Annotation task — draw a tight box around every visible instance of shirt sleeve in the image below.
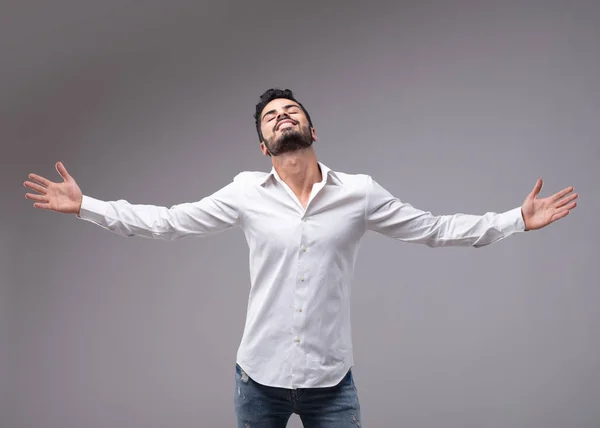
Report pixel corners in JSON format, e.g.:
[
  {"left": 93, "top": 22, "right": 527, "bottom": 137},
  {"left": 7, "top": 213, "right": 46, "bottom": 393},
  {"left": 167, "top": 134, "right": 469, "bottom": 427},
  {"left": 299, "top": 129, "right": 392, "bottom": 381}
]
[
  {"left": 365, "top": 176, "right": 526, "bottom": 248},
  {"left": 76, "top": 176, "right": 242, "bottom": 240}
]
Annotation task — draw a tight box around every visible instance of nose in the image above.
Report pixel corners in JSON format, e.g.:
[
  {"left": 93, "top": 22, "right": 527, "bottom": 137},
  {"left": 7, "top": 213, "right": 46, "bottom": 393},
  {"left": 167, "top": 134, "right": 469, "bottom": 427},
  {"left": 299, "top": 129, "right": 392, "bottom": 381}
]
[{"left": 276, "top": 111, "right": 290, "bottom": 120}]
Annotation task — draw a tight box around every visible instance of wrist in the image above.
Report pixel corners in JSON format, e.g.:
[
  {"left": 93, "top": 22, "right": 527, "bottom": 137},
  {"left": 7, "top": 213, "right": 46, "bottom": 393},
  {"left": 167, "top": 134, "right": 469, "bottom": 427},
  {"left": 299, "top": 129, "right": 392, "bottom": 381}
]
[{"left": 75, "top": 195, "right": 83, "bottom": 216}]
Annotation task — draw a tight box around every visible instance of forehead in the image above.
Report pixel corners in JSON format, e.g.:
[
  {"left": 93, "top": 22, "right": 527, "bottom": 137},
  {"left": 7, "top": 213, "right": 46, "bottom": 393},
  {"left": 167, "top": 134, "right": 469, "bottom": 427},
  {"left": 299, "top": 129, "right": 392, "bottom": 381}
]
[{"left": 261, "top": 98, "right": 301, "bottom": 116}]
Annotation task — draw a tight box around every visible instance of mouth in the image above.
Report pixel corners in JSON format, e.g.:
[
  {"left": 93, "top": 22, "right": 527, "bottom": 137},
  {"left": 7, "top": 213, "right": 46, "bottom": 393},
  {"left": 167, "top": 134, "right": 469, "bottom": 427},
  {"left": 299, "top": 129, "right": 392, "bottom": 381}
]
[{"left": 276, "top": 119, "right": 296, "bottom": 131}]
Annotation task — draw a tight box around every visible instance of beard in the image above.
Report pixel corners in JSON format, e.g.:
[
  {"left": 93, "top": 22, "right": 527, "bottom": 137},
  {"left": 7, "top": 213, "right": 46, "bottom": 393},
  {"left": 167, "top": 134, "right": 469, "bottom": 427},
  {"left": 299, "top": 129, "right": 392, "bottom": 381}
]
[{"left": 263, "top": 124, "right": 313, "bottom": 156}]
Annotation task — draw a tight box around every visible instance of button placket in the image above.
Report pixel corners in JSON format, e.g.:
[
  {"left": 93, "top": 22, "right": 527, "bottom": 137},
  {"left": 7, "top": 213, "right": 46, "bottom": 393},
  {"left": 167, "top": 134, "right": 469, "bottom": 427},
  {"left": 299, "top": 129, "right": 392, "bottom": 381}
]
[
  {"left": 297, "top": 217, "right": 308, "bottom": 313},
  {"left": 291, "top": 213, "right": 310, "bottom": 387}
]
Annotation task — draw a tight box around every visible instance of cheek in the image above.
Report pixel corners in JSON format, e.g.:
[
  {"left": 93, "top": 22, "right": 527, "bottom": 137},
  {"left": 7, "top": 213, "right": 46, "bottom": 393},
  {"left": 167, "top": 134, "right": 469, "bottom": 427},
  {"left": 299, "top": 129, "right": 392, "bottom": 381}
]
[{"left": 261, "top": 125, "right": 273, "bottom": 141}]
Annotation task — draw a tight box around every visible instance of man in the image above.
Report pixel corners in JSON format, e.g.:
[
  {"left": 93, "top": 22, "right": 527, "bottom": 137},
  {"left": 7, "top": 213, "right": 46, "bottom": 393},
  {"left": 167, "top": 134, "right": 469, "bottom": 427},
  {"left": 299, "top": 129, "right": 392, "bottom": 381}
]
[{"left": 23, "top": 88, "right": 578, "bottom": 427}]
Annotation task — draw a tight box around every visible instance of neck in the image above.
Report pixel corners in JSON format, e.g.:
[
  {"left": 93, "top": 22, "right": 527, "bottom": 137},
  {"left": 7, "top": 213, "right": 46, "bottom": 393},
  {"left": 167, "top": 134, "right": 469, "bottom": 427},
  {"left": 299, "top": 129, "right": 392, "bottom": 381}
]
[{"left": 272, "top": 147, "right": 322, "bottom": 195}]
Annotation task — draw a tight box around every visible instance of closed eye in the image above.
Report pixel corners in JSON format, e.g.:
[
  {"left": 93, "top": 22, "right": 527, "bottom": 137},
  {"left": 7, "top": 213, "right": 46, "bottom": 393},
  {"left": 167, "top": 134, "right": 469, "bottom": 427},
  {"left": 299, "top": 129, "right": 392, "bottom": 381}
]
[{"left": 262, "top": 104, "right": 301, "bottom": 123}]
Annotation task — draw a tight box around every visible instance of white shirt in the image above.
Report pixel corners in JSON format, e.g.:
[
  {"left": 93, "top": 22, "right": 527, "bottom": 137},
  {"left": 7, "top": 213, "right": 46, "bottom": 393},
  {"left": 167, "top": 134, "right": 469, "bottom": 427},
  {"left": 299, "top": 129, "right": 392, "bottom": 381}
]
[{"left": 77, "top": 162, "right": 525, "bottom": 389}]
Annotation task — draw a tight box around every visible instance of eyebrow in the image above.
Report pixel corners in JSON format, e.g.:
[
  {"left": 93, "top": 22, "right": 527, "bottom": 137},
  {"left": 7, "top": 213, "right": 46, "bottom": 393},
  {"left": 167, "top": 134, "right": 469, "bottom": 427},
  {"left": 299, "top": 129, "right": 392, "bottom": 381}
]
[{"left": 262, "top": 104, "right": 300, "bottom": 120}]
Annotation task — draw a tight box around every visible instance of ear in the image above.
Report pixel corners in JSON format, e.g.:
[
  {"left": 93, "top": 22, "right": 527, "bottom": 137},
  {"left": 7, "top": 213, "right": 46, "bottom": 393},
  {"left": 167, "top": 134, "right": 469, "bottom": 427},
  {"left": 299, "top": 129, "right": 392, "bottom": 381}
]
[
  {"left": 259, "top": 142, "right": 270, "bottom": 157},
  {"left": 311, "top": 127, "right": 317, "bottom": 142}
]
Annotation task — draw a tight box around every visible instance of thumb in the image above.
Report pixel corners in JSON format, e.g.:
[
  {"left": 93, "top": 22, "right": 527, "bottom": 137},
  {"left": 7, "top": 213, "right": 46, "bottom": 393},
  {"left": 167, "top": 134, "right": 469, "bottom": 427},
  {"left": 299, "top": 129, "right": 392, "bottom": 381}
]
[
  {"left": 529, "top": 178, "right": 543, "bottom": 199},
  {"left": 56, "top": 161, "right": 72, "bottom": 182}
]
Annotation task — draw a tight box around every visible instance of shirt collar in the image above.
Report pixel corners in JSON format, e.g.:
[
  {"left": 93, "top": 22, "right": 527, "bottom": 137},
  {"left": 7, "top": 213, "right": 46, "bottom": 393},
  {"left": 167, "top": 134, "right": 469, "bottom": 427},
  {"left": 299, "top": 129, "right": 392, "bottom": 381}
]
[{"left": 258, "top": 161, "right": 343, "bottom": 186}]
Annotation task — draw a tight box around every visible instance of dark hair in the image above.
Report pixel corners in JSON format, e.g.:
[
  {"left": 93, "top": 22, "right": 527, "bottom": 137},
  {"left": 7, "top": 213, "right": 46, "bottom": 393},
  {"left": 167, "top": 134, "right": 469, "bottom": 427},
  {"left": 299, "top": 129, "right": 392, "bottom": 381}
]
[{"left": 254, "top": 88, "right": 313, "bottom": 142}]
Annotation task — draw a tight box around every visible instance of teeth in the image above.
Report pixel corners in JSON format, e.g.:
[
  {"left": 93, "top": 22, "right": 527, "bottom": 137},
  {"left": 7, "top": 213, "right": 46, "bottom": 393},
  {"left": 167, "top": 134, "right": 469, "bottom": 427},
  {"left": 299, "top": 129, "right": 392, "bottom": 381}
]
[{"left": 279, "top": 122, "right": 294, "bottom": 129}]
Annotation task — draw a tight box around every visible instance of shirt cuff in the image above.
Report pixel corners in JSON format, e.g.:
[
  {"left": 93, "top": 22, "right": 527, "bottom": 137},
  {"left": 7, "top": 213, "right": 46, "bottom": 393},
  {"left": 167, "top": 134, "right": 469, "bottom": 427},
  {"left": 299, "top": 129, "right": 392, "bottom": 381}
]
[
  {"left": 497, "top": 206, "right": 526, "bottom": 234},
  {"left": 76, "top": 195, "right": 108, "bottom": 224}
]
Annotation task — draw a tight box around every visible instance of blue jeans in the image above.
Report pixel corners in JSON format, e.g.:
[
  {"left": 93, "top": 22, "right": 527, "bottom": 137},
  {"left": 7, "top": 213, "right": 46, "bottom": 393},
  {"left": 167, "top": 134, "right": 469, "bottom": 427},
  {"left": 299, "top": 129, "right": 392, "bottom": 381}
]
[{"left": 234, "top": 364, "right": 362, "bottom": 427}]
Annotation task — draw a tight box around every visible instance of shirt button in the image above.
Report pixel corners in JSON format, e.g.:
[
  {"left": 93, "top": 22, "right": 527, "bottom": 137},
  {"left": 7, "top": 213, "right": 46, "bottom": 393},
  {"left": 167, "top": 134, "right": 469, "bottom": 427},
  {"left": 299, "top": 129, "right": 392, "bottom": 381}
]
[
  {"left": 300, "top": 276, "right": 305, "bottom": 281},
  {"left": 298, "top": 308, "right": 303, "bottom": 312},
  {"left": 295, "top": 337, "right": 300, "bottom": 343},
  {"left": 302, "top": 247, "right": 307, "bottom": 252},
  {"left": 302, "top": 218, "right": 307, "bottom": 223}
]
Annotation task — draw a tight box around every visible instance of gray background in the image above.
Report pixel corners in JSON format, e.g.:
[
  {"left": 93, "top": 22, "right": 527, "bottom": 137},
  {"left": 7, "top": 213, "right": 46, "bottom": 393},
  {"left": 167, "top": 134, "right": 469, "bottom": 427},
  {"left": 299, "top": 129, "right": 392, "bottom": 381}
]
[{"left": 3, "top": 0, "right": 599, "bottom": 427}]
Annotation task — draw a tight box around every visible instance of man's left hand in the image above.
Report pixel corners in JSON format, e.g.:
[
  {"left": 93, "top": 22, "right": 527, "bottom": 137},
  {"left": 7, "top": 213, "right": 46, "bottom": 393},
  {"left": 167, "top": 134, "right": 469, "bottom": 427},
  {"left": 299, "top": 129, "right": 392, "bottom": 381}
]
[{"left": 521, "top": 179, "right": 578, "bottom": 231}]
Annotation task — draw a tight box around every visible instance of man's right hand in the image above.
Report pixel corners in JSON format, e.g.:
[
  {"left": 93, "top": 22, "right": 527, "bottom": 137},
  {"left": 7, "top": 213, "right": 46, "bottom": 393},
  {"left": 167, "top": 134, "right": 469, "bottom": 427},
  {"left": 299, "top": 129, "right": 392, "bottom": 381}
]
[{"left": 24, "top": 161, "right": 83, "bottom": 215}]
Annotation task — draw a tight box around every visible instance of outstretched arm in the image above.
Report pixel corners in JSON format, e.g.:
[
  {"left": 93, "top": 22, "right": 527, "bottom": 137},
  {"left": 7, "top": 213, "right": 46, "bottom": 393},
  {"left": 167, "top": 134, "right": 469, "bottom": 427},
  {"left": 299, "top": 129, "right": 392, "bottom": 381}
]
[
  {"left": 365, "top": 176, "right": 577, "bottom": 248},
  {"left": 24, "top": 162, "right": 242, "bottom": 240}
]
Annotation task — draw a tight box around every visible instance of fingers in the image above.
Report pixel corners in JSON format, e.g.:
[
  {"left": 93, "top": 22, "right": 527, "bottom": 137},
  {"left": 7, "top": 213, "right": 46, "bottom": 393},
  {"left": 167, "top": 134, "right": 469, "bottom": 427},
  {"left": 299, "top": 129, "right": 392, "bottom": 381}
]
[
  {"left": 551, "top": 186, "right": 575, "bottom": 203},
  {"left": 559, "top": 201, "right": 577, "bottom": 212},
  {"left": 555, "top": 192, "right": 578, "bottom": 208},
  {"left": 551, "top": 209, "right": 570, "bottom": 222},
  {"left": 530, "top": 179, "right": 543, "bottom": 198},
  {"left": 32, "top": 202, "right": 51, "bottom": 210},
  {"left": 55, "top": 161, "right": 71, "bottom": 181},
  {"left": 551, "top": 201, "right": 577, "bottom": 222},
  {"left": 25, "top": 193, "right": 49, "bottom": 202},
  {"left": 28, "top": 173, "right": 51, "bottom": 187},
  {"left": 23, "top": 180, "right": 47, "bottom": 194}
]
